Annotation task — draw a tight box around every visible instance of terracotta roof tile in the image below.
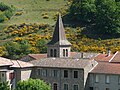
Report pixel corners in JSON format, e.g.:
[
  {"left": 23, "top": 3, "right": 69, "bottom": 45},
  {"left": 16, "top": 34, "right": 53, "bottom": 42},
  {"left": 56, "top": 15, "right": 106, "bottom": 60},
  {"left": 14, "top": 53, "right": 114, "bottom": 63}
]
[
  {"left": 0, "top": 57, "right": 13, "bottom": 66},
  {"left": 91, "top": 62, "right": 120, "bottom": 74},
  {"left": 110, "top": 51, "right": 120, "bottom": 63},
  {"left": 28, "top": 54, "right": 47, "bottom": 60},
  {"left": 94, "top": 53, "right": 113, "bottom": 62}
]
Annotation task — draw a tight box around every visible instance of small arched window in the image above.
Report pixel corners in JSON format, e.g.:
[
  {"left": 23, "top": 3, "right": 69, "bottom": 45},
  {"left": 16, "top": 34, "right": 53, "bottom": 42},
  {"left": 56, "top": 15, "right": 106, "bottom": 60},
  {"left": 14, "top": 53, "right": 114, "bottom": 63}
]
[
  {"left": 54, "top": 49, "right": 57, "bottom": 57},
  {"left": 53, "top": 83, "right": 57, "bottom": 90},
  {"left": 63, "top": 49, "right": 65, "bottom": 57},
  {"left": 66, "top": 49, "right": 68, "bottom": 57},
  {"left": 50, "top": 49, "right": 53, "bottom": 57}
]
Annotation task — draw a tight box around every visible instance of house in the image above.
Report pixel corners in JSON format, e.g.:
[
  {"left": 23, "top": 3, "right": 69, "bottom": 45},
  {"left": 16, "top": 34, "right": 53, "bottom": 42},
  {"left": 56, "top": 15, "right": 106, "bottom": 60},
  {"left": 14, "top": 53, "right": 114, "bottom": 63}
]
[{"left": 0, "top": 57, "right": 33, "bottom": 89}]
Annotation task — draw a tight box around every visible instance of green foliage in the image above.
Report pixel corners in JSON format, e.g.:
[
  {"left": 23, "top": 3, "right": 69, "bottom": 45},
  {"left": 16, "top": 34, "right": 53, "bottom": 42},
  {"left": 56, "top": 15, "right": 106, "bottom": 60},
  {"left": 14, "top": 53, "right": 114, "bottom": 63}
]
[
  {"left": 69, "top": 0, "right": 96, "bottom": 22},
  {"left": 95, "top": 0, "right": 120, "bottom": 34},
  {"left": 0, "top": 14, "right": 6, "bottom": 22},
  {"left": 0, "top": 2, "right": 15, "bottom": 22},
  {"left": 4, "top": 40, "right": 33, "bottom": 59},
  {"left": 4, "top": 10, "right": 14, "bottom": 19},
  {"left": 0, "top": 82, "right": 10, "bottom": 90},
  {"left": 69, "top": 0, "right": 120, "bottom": 35},
  {"left": 0, "top": 2, "right": 10, "bottom": 11},
  {"left": 36, "top": 39, "right": 47, "bottom": 53},
  {"left": 16, "top": 79, "right": 51, "bottom": 90}
]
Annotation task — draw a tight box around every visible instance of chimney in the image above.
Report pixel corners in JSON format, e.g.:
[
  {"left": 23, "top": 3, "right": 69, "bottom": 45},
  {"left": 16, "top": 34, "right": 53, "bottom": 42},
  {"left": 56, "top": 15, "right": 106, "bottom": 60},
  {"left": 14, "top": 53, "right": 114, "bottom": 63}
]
[{"left": 107, "top": 48, "right": 111, "bottom": 57}]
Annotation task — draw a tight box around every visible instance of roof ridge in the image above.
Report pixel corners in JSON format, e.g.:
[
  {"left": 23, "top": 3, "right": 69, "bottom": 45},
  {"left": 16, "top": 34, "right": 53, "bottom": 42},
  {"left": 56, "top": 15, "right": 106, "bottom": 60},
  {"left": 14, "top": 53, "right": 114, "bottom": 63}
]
[{"left": 109, "top": 51, "right": 118, "bottom": 62}]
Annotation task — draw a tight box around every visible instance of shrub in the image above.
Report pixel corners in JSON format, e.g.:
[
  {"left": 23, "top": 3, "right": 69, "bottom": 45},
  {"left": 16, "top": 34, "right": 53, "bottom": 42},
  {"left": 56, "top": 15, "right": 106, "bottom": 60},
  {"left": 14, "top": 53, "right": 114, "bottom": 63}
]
[
  {"left": 16, "top": 79, "right": 51, "bottom": 90},
  {"left": 0, "top": 2, "right": 10, "bottom": 11}
]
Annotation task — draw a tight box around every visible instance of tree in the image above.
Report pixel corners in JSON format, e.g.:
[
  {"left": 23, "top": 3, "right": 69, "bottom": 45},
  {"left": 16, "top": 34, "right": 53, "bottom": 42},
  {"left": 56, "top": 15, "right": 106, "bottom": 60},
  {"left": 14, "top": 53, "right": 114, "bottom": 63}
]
[
  {"left": 16, "top": 79, "right": 51, "bottom": 90},
  {"left": 95, "top": 0, "right": 120, "bottom": 35},
  {"left": 69, "top": 0, "right": 120, "bottom": 37},
  {"left": 5, "top": 40, "right": 33, "bottom": 59},
  {"left": 36, "top": 39, "right": 47, "bottom": 53},
  {"left": 69, "top": 0, "right": 96, "bottom": 22},
  {"left": 0, "top": 82, "right": 10, "bottom": 90}
]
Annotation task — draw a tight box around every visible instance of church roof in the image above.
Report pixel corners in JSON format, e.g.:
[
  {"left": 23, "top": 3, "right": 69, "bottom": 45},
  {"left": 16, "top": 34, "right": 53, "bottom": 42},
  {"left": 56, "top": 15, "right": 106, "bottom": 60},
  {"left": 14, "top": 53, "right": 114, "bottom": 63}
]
[{"left": 47, "top": 14, "right": 71, "bottom": 46}]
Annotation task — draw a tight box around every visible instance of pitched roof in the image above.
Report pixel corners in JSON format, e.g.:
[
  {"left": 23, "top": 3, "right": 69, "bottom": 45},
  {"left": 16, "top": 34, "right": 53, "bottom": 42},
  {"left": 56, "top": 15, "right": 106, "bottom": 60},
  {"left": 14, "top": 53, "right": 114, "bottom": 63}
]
[
  {"left": 109, "top": 51, "right": 120, "bottom": 63},
  {"left": 94, "top": 53, "right": 113, "bottom": 62},
  {"left": 30, "top": 58, "right": 96, "bottom": 69},
  {"left": 11, "top": 60, "right": 33, "bottom": 68},
  {"left": 47, "top": 14, "right": 71, "bottom": 46},
  {"left": 91, "top": 62, "right": 120, "bottom": 74},
  {"left": 0, "top": 57, "right": 13, "bottom": 66},
  {"left": 28, "top": 54, "right": 47, "bottom": 60}
]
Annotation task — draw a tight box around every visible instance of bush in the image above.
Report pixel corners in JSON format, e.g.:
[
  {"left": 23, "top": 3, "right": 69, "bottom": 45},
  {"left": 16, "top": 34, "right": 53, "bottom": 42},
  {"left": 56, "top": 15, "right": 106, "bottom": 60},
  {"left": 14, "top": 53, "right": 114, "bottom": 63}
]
[
  {"left": 0, "top": 81, "right": 10, "bottom": 90},
  {"left": 0, "top": 2, "right": 10, "bottom": 11},
  {"left": 16, "top": 79, "right": 51, "bottom": 90},
  {"left": 0, "top": 14, "right": 6, "bottom": 22}
]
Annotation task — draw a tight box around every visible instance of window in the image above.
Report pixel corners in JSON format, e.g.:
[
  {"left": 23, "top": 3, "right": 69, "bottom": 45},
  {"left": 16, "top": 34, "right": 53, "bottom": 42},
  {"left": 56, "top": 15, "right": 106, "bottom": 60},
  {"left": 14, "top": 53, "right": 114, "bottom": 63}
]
[
  {"left": 66, "top": 49, "right": 68, "bottom": 57},
  {"left": 38, "top": 69, "right": 42, "bottom": 75},
  {"left": 73, "top": 85, "right": 78, "bottom": 90},
  {"left": 50, "top": 49, "right": 53, "bottom": 57},
  {"left": 64, "top": 84, "right": 68, "bottom": 90},
  {"left": 53, "top": 70, "right": 58, "bottom": 77},
  {"left": 118, "top": 76, "right": 120, "bottom": 84},
  {"left": 53, "top": 83, "right": 57, "bottom": 90},
  {"left": 74, "top": 71, "right": 78, "bottom": 78},
  {"left": 42, "top": 69, "right": 47, "bottom": 77},
  {"left": 95, "top": 74, "right": 99, "bottom": 83},
  {"left": 63, "top": 49, "right": 65, "bottom": 57},
  {"left": 54, "top": 49, "right": 57, "bottom": 57},
  {"left": 90, "top": 87, "right": 93, "bottom": 90},
  {"left": 106, "top": 88, "right": 109, "bottom": 90},
  {"left": 64, "top": 70, "right": 68, "bottom": 78},
  {"left": 105, "top": 75, "right": 110, "bottom": 84}
]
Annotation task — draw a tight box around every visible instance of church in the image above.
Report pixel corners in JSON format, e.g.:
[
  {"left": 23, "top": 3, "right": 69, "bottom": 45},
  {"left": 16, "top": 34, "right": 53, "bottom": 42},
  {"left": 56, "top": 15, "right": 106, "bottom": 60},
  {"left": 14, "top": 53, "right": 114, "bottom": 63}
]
[{"left": 1, "top": 14, "right": 120, "bottom": 90}]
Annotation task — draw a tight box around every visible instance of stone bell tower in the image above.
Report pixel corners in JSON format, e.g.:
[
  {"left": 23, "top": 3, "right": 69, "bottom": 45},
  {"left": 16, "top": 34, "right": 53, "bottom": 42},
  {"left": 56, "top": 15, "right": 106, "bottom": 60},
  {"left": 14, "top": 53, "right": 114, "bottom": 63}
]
[{"left": 47, "top": 14, "right": 71, "bottom": 58}]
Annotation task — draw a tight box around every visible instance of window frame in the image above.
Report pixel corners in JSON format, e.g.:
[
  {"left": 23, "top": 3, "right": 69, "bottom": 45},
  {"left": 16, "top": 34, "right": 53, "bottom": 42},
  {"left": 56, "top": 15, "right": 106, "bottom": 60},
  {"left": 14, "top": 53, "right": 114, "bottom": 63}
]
[
  {"left": 63, "top": 49, "right": 65, "bottom": 57},
  {"left": 118, "top": 76, "right": 120, "bottom": 84},
  {"left": 66, "top": 49, "right": 68, "bottom": 57},
  {"left": 73, "top": 84, "right": 79, "bottom": 90},
  {"left": 53, "top": 83, "right": 58, "bottom": 90},
  {"left": 74, "top": 71, "right": 78, "bottom": 78},
  {"left": 64, "top": 70, "right": 68, "bottom": 78},
  {"left": 64, "top": 83, "right": 68, "bottom": 90},
  {"left": 50, "top": 49, "right": 53, "bottom": 57},
  {"left": 105, "top": 75, "right": 110, "bottom": 84},
  {"left": 54, "top": 49, "right": 57, "bottom": 57},
  {"left": 53, "top": 70, "right": 58, "bottom": 77},
  {"left": 95, "top": 74, "right": 99, "bottom": 83}
]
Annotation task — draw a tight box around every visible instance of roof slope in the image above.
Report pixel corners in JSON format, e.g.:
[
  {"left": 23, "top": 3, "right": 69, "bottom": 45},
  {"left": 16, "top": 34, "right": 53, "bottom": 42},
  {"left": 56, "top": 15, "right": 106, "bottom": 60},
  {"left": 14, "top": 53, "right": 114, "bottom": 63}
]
[
  {"left": 91, "top": 62, "right": 120, "bottom": 74},
  {"left": 28, "top": 54, "right": 47, "bottom": 60},
  {"left": 109, "top": 51, "right": 120, "bottom": 63},
  {"left": 11, "top": 60, "right": 33, "bottom": 68},
  {"left": 94, "top": 53, "right": 113, "bottom": 62},
  {"left": 47, "top": 14, "right": 71, "bottom": 46},
  {"left": 30, "top": 58, "right": 95, "bottom": 69},
  {"left": 0, "top": 57, "right": 13, "bottom": 66}
]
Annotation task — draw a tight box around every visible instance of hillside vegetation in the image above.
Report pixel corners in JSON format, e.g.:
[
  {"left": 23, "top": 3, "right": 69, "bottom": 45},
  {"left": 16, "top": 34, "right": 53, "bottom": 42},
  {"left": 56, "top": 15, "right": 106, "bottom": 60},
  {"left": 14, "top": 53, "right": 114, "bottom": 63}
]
[{"left": 0, "top": 0, "right": 120, "bottom": 59}]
